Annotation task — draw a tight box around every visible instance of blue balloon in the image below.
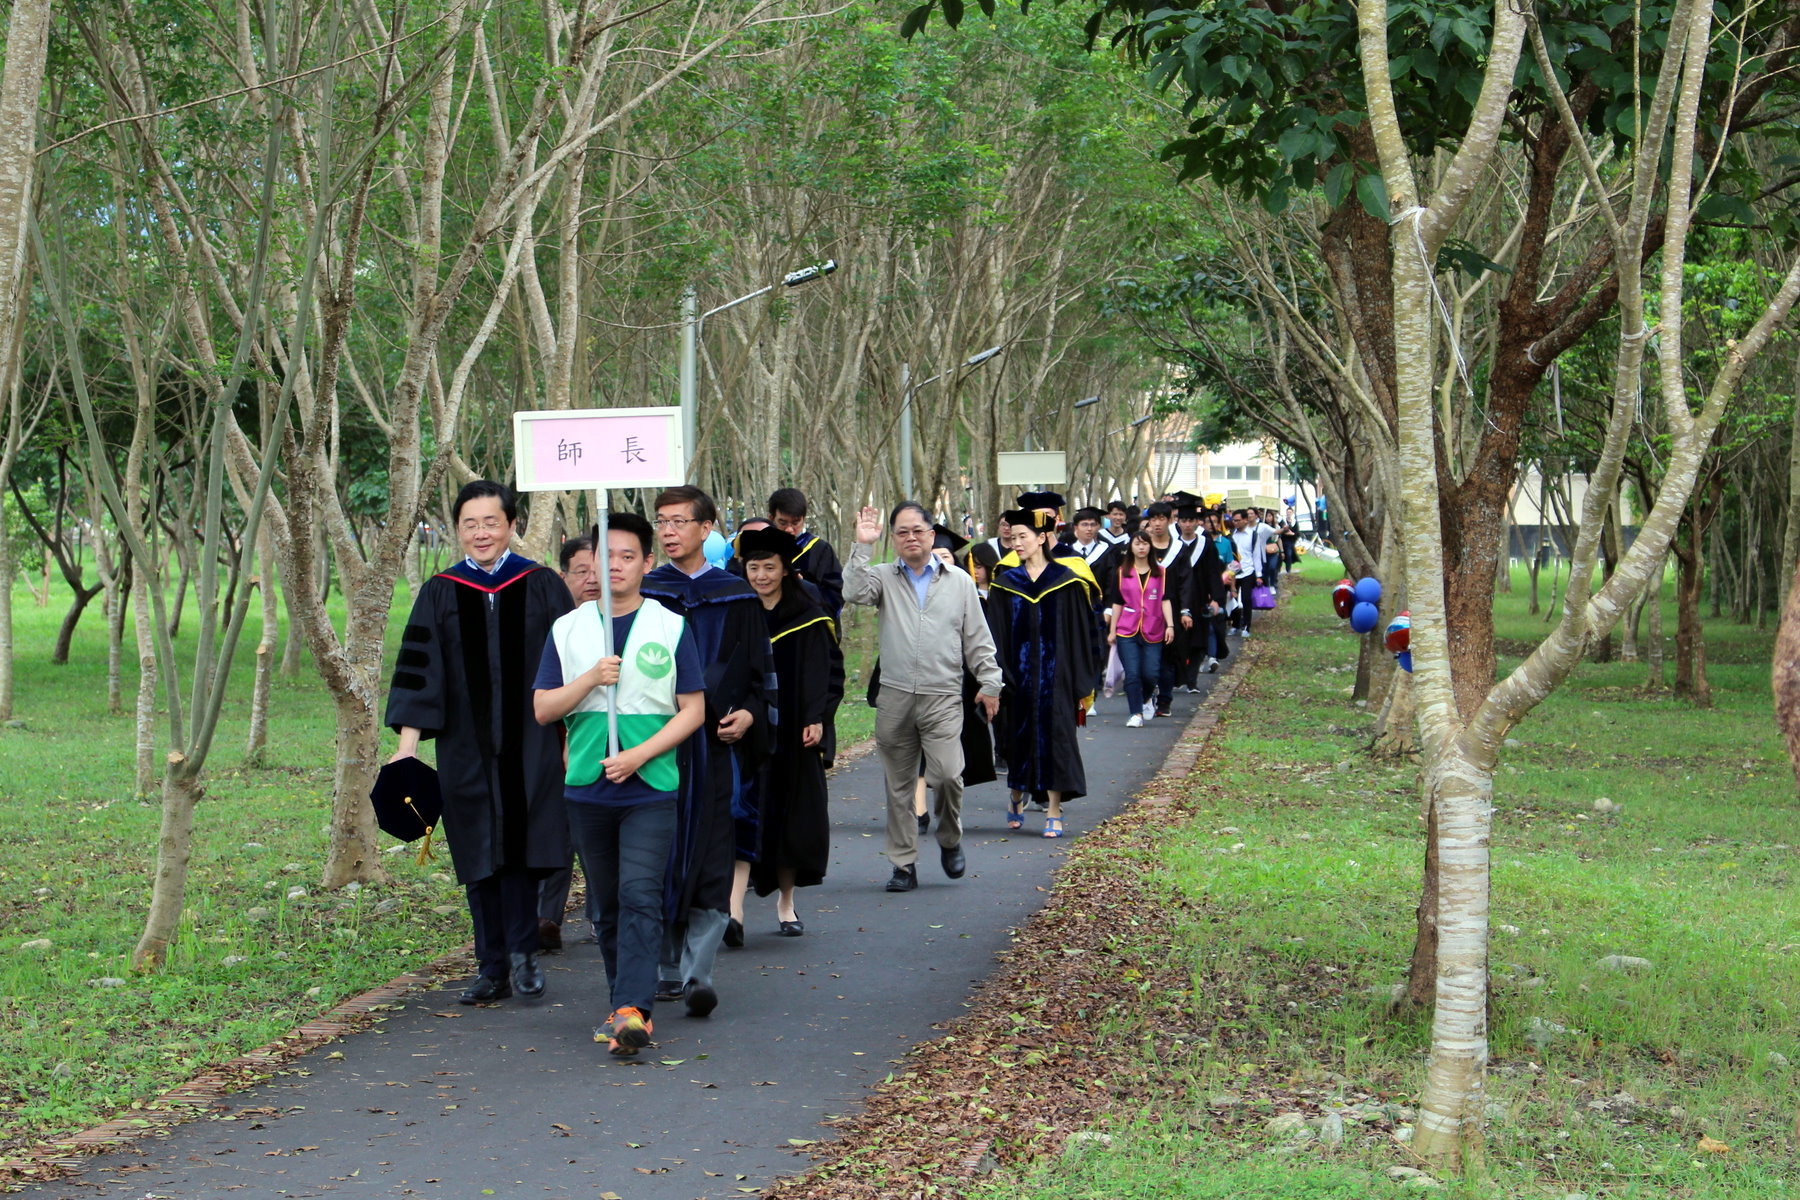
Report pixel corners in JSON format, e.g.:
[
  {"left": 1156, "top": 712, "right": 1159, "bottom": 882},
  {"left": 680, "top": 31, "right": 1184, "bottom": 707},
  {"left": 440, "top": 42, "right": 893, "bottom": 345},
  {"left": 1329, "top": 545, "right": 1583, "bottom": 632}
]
[
  {"left": 1353, "top": 576, "right": 1383, "bottom": 605},
  {"left": 703, "top": 529, "right": 731, "bottom": 567},
  {"left": 1349, "top": 601, "right": 1380, "bottom": 634},
  {"left": 1396, "top": 650, "right": 1414, "bottom": 673}
]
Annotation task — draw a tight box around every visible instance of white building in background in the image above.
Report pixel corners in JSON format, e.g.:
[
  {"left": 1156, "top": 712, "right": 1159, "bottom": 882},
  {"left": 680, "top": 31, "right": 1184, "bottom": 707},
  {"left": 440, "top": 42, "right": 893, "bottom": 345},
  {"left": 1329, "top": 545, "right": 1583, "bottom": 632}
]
[{"left": 1147, "top": 418, "right": 1304, "bottom": 509}]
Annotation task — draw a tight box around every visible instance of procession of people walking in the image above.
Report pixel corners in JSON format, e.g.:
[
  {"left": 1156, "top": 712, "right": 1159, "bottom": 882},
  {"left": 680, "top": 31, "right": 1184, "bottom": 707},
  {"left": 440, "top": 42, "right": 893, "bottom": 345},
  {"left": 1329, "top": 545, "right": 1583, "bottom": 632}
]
[{"left": 384, "top": 478, "right": 1294, "bottom": 1057}]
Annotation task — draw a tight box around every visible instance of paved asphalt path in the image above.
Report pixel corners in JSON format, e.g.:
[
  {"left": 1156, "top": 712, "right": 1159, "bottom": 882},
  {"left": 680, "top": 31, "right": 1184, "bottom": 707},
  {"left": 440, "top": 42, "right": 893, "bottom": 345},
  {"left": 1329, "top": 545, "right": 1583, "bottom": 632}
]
[{"left": 26, "top": 675, "right": 1222, "bottom": 1200}]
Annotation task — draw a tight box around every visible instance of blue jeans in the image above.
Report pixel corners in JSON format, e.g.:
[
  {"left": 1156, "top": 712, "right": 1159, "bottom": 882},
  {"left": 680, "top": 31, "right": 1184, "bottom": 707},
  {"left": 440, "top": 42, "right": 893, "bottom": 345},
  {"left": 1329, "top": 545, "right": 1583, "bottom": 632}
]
[
  {"left": 568, "top": 797, "right": 677, "bottom": 1015},
  {"left": 1115, "top": 635, "right": 1163, "bottom": 715}
]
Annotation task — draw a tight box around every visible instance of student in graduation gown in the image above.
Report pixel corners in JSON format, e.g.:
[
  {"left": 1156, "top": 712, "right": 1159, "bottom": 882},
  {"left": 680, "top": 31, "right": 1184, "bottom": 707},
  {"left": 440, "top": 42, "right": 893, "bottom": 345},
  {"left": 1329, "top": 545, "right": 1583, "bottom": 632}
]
[
  {"left": 1139, "top": 502, "right": 1189, "bottom": 716},
  {"left": 642, "top": 485, "right": 774, "bottom": 1018},
  {"left": 988, "top": 509, "right": 1102, "bottom": 839},
  {"left": 769, "top": 487, "right": 845, "bottom": 621},
  {"left": 1188, "top": 516, "right": 1232, "bottom": 673},
  {"left": 385, "top": 480, "right": 573, "bottom": 1005},
  {"left": 733, "top": 526, "right": 844, "bottom": 937}
]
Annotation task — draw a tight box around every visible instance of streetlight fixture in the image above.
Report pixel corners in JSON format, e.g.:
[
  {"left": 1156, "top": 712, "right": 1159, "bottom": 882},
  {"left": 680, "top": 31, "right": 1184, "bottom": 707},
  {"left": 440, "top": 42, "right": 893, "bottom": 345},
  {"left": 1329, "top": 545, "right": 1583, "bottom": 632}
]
[
  {"left": 899, "top": 344, "right": 1006, "bottom": 499},
  {"left": 1074, "top": 394, "right": 1102, "bottom": 409},
  {"left": 679, "top": 260, "right": 840, "bottom": 477}
]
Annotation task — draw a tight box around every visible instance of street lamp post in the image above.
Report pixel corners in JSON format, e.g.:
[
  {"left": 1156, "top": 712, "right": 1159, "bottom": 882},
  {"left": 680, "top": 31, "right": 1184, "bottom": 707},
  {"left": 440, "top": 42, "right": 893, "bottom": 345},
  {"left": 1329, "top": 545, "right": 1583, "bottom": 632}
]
[
  {"left": 678, "top": 260, "right": 838, "bottom": 479},
  {"left": 900, "top": 344, "right": 1003, "bottom": 500}
]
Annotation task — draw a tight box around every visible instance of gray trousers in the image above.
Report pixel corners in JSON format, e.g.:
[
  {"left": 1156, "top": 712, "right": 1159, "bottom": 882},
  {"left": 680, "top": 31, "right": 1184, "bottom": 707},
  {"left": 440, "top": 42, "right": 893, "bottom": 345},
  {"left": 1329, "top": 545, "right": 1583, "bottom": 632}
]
[
  {"left": 538, "top": 807, "right": 600, "bottom": 934},
  {"left": 876, "top": 691, "right": 965, "bottom": 866}
]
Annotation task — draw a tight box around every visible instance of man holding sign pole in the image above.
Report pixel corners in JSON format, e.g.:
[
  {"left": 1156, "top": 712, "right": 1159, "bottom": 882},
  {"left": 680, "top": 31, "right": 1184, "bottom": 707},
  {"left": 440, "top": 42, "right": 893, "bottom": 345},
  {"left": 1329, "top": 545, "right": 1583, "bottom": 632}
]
[{"left": 534, "top": 513, "right": 704, "bottom": 1056}]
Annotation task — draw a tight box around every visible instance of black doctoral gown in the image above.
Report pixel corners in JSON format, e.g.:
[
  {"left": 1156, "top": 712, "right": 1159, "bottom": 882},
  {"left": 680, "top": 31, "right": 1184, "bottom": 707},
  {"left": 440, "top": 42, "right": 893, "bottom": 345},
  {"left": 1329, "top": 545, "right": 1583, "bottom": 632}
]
[
  {"left": 750, "top": 589, "right": 845, "bottom": 896},
  {"left": 1158, "top": 537, "right": 1198, "bottom": 676},
  {"left": 642, "top": 563, "right": 775, "bottom": 917},
  {"left": 790, "top": 531, "right": 845, "bottom": 622},
  {"left": 987, "top": 559, "right": 1102, "bottom": 799},
  {"left": 384, "top": 557, "right": 574, "bottom": 886}
]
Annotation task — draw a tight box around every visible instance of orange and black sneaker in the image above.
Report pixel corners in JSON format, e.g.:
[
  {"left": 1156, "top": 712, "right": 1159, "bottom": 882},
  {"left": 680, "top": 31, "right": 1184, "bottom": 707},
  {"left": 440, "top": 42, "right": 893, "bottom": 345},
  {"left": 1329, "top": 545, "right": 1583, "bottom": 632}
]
[{"left": 603, "top": 1006, "right": 652, "bottom": 1056}]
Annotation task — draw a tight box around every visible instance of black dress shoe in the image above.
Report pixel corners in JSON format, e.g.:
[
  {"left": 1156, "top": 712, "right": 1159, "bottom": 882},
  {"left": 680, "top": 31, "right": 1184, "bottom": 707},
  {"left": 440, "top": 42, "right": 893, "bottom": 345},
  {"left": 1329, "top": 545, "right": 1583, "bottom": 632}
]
[
  {"left": 537, "top": 918, "right": 563, "bottom": 953},
  {"left": 509, "top": 951, "right": 545, "bottom": 997},
  {"left": 724, "top": 917, "right": 745, "bottom": 948},
  {"left": 941, "top": 844, "right": 966, "bottom": 879},
  {"left": 655, "top": 979, "right": 684, "bottom": 1002},
  {"left": 885, "top": 864, "right": 918, "bottom": 892},
  {"left": 458, "top": 976, "right": 512, "bottom": 1005},
  {"left": 683, "top": 981, "right": 718, "bottom": 1018},
  {"left": 777, "top": 919, "right": 804, "bottom": 937},
  {"left": 916, "top": 812, "right": 930, "bottom": 835}
]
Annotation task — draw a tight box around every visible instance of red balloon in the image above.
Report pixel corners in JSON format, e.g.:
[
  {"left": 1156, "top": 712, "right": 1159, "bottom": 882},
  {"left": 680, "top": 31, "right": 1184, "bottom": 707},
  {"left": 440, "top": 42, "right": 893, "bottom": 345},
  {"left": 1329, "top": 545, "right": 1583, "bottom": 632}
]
[{"left": 1332, "top": 578, "right": 1355, "bottom": 619}]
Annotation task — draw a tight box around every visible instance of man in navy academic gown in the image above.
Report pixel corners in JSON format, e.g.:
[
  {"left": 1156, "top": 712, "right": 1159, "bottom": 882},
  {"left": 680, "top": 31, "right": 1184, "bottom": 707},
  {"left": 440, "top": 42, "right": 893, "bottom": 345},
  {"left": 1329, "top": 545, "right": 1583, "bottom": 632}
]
[
  {"left": 385, "top": 481, "right": 573, "bottom": 1005},
  {"left": 642, "top": 485, "right": 775, "bottom": 1019}
]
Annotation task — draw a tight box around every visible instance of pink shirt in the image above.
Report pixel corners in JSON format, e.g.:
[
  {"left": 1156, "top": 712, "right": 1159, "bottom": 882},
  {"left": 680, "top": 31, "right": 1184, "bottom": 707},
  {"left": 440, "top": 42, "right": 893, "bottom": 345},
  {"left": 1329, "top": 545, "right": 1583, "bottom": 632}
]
[{"left": 1115, "top": 569, "right": 1167, "bottom": 641}]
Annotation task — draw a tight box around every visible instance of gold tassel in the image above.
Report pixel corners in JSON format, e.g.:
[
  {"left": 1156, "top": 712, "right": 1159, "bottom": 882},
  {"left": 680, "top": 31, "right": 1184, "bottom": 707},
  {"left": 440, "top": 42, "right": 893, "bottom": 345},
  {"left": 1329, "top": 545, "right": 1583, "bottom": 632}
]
[{"left": 402, "top": 795, "right": 438, "bottom": 865}]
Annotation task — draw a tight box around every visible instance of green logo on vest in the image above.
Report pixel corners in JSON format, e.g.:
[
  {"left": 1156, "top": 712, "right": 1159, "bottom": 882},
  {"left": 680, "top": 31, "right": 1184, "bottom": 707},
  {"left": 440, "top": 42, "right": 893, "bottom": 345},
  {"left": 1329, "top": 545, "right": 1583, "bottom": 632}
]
[{"left": 636, "top": 641, "right": 674, "bottom": 679}]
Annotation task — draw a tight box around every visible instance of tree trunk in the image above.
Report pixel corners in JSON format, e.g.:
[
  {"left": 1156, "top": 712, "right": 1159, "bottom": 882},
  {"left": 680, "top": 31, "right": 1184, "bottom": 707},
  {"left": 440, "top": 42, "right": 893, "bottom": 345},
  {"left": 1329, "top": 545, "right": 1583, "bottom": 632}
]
[
  {"left": 1372, "top": 665, "right": 1418, "bottom": 758},
  {"left": 1673, "top": 534, "right": 1711, "bottom": 706},
  {"left": 105, "top": 554, "right": 129, "bottom": 715},
  {"left": 323, "top": 684, "right": 384, "bottom": 887},
  {"left": 1770, "top": 553, "right": 1800, "bottom": 788},
  {"left": 1644, "top": 550, "right": 1667, "bottom": 691},
  {"left": 0, "top": 488, "right": 12, "bottom": 720},
  {"left": 1406, "top": 792, "right": 1440, "bottom": 1007},
  {"left": 1412, "top": 742, "right": 1495, "bottom": 1165},
  {"left": 131, "top": 759, "right": 202, "bottom": 970},
  {"left": 0, "top": 0, "right": 50, "bottom": 717},
  {"left": 244, "top": 535, "right": 277, "bottom": 765},
  {"left": 133, "top": 576, "right": 158, "bottom": 799},
  {"left": 51, "top": 581, "right": 102, "bottom": 665}
]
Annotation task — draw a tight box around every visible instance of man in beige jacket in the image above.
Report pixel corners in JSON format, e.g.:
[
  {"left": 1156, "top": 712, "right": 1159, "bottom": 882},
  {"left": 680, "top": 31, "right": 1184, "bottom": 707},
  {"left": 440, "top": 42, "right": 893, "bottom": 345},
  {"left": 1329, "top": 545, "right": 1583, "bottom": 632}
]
[{"left": 846, "top": 502, "right": 1003, "bottom": 892}]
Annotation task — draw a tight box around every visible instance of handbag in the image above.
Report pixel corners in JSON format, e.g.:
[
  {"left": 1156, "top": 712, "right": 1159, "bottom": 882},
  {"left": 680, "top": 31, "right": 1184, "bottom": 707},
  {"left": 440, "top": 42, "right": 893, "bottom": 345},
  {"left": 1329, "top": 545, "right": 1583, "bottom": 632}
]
[{"left": 1251, "top": 584, "right": 1276, "bottom": 610}]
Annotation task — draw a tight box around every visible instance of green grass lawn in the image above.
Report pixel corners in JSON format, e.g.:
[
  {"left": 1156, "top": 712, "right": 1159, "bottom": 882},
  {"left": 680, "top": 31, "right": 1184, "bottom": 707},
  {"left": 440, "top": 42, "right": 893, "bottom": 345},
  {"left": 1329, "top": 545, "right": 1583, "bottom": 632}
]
[
  {"left": 0, "top": 577, "right": 877, "bottom": 1153},
  {"left": 972, "top": 565, "right": 1800, "bottom": 1199}
]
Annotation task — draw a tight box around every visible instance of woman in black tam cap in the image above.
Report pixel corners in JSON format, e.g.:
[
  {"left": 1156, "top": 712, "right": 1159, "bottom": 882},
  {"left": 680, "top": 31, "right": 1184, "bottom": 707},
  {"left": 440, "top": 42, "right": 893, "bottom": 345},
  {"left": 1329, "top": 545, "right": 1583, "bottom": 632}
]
[
  {"left": 987, "top": 509, "right": 1102, "bottom": 837},
  {"left": 732, "top": 526, "right": 844, "bottom": 937}
]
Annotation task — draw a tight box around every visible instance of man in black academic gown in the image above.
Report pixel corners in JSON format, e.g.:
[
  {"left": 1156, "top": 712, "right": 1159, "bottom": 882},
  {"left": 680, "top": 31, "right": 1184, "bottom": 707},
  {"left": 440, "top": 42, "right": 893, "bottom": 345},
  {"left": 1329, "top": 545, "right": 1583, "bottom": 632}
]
[
  {"left": 385, "top": 481, "right": 573, "bottom": 1005},
  {"left": 643, "top": 486, "right": 775, "bottom": 1019},
  {"left": 769, "top": 487, "right": 844, "bottom": 621}
]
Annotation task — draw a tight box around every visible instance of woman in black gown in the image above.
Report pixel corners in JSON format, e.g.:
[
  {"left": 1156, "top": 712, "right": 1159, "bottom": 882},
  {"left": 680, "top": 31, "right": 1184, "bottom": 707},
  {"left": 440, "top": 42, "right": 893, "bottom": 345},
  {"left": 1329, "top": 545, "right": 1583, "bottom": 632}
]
[
  {"left": 733, "top": 527, "right": 844, "bottom": 936},
  {"left": 987, "top": 510, "right": 1101, "bottom": 838}
]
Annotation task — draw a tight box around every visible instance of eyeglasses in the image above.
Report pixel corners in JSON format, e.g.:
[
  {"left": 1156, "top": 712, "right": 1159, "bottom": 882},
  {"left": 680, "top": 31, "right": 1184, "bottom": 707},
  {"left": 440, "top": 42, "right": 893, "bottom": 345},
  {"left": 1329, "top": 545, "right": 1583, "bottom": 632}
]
[
  {"left": 651, "top": 517, "right": 700, "bottom": 530},
  {"left": 892, "top": 526, "right": 933, "bottom": 539}
]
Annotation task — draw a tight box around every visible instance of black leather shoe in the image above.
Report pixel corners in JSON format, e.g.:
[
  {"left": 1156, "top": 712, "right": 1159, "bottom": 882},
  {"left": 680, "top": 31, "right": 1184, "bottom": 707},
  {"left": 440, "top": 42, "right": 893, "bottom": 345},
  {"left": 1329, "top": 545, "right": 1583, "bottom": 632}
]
[
  {"left": 916, "top": 812, "right": 930, "bottom": 835},
  {"left": 509, "top": 951, "right": 545, "bottom": 997},
  {"left": 885, "top": 865, "right": 918, "bottom": 892},
  {"left": 537, "top": 918, "right": 563, "bottom": 953},
  {"left": 777, "top": 919, "right": 804, "bottom": 937},
  {"left": 724, "top": 917, "right": 744, "bottom": 948},
  {"left": 655, "top": 979, "right": 684, "bottom": 1002},
  {"left": 941, "top": 844, "right": 966, "bottom": 879},
  {"left": 684, "top": 981, "right": 718, "bottom": 1018},
  {"left": 458, "top": 976, "right": 512, "bottom": 1005}
]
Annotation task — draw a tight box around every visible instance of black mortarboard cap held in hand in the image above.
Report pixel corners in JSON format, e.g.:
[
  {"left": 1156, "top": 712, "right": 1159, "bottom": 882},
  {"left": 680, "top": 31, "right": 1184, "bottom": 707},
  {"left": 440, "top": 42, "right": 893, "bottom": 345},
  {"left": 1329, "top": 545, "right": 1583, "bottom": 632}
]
[{"left": 370, "top": 756, "right": 443, "bottom": 843}]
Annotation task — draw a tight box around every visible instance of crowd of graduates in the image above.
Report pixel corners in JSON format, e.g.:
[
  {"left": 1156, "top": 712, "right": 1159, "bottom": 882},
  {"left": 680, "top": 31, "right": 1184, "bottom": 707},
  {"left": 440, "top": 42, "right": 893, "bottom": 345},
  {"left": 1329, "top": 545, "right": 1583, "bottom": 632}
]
[{"left": 377, "top": 479, "right": 1294, "bottom": 1059}]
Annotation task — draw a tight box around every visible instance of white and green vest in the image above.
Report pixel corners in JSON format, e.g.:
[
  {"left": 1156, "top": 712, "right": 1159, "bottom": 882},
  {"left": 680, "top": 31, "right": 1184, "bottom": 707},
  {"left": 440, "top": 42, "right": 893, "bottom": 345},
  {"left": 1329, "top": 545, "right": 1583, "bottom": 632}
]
[{"left": 548, "top": 598, "right": 686, "bottom": 793}]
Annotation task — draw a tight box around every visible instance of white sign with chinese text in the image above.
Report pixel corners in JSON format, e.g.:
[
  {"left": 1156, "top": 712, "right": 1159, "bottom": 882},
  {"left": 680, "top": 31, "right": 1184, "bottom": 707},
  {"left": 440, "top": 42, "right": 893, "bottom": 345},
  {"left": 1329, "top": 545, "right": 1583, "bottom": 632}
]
[{"left": 512, "top": 406, "right": 686, "bottom": 492}]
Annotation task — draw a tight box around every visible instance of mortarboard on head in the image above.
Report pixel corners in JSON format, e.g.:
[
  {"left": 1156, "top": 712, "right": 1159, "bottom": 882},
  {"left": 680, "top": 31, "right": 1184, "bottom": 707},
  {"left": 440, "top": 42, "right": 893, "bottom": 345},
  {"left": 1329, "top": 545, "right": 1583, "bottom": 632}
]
[
  {"left": 1014, "top": 490, "right": 1066, "bottom": 514},
  {"left": 1169, "top": 490, "right": 1203, "bottom": 507},
  {"left": 1003, "top": 508, "right": 1057, "bottom": 533},
  {"left": 735, "top": 525, "right": 799, "bottom": 564},
  {"left": 1072, "top": 506, "right": 1105, "bottom": 525},
  {"left": 369, "top": 756, "right": 443, "bottom": 865},
  {"left": 932, "top": 523, "right": 969, "bottom": 555}
]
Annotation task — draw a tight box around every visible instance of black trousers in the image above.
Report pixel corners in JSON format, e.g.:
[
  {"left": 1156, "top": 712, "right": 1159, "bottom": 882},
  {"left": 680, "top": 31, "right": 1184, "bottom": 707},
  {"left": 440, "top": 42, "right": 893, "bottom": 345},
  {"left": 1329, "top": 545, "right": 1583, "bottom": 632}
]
[{"left": 467, "top": 867, "right": 540, "bottom": 978}]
